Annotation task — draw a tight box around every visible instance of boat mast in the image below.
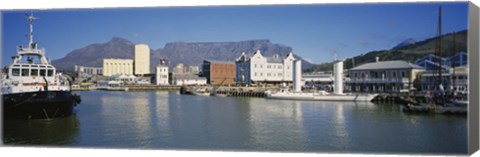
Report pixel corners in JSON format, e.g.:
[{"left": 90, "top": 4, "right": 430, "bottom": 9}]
[
  {"left": 435, "top": 6, "right": 443, "bottom": 91},
  {"left": 27, "top": 13, "right": 37, "bottom": 48},
  {"left": 451, "top": 32, "right": 456, "bottom": 93}
]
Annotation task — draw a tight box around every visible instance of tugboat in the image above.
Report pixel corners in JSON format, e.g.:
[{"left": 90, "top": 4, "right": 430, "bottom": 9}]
[{"left": 1, "top": 13, "right": 81, "bottom": 119}]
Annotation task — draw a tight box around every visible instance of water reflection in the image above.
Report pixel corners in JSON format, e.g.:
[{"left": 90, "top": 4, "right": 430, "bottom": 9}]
[
  {"left": 3, "top": 91, "right": 467, "bottom": 154},
  {"left": 246, "top": 98, "right": 307, "bottom": 151},
  {"left": 3, "top": 115, "right": 79, "bottom": 146}
]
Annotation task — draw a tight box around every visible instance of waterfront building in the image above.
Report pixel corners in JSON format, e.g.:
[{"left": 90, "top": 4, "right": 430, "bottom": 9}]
[
  {"left": 420, "top": 65, "right": 468, "bottom": 94},
  {"left": 103, "top": 58, "right": 133, "bottom": 77},
  {"left": 156, "top": 58, "right": 169, "bottom": 85},
  {"left": 202, "top": 60, "right": 236, "bottom": 85},
  {"left": 134, "top": 44, "right": 150, "bottom": 75},
  {"left": 75, "top": 65, "right": 103, "bottom": 76},
  {"left": 415, "top": 52, "right": 468, "bottom": 93},
  {"left": 346, "top": 59, "right": 425, "bottom": 93},
  {"left": 174, "top": 77, "right": 207, "bottom": 86},
  {"left": 302, "top": 72, "right": 334, "bottom": 91},
  {"left": 235, "top": 50, "right": 295, "bottom": 87},
  {"left": 450, "top": 66, "right": 468, "bottom": 94},
  {"left": 173, "top": 63, "right": 185, "bottom": 74},
  {"left": 74, "top": 65, "right": 103, "bottom": 83},
  {"left": 415, "top": 51, "right": 467, "bottom": 71},
  {"left": 188, "top": 65, "right": 200, "bottom": 74},
  {"left": 108, "top": 74, "right": 138, "bottom": 84},
  {"left": 173, "top": 63, "right": 199, "bottom": 74}
]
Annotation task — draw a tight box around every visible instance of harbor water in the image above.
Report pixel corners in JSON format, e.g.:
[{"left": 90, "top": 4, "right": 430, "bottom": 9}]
[{"left": 3, "top": 90, "right": 467, "bottom": 154}]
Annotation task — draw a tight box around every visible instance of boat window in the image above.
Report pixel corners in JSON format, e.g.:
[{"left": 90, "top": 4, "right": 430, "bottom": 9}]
[
  {"left": 40, "top": 69, "right": 46, "bottom": 76},
  {"left": 12, "top": 68, "right": 20, "bottom": 76},
  {"left": 31, "top": 65, "right": 39, "bottom": 67},
  {"left": 21, "top": 65, "right": 29, "bottom": 67},
  {"left": 31, "top": 69, "right": 39, "bottom": 76},
  {"left": 13, "top": 65, "right": 20, "bottom": 67},
  {"left": 21, "top": 68, "right": 29, "bottom": 76},
  {"left": 47, "top": 69, "right": 54, "bottom": 77}
]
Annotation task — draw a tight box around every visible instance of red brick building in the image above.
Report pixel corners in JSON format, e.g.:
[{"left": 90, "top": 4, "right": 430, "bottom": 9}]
[{"left": 202, "top": 60, "right": 236, "bottom": 85}]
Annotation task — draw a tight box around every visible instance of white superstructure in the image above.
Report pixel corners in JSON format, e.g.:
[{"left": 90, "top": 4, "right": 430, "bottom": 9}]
[
  {"left": 236, "top": 50, "right": 295, "bottom": 85},
  {"left": 1, "top": 14, "right": 70, "bottom": 94}
]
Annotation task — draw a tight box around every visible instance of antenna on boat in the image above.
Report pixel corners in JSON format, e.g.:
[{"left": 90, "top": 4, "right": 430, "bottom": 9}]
[{"left": 25, "top": 12, "right": 38, "bottom": 49}]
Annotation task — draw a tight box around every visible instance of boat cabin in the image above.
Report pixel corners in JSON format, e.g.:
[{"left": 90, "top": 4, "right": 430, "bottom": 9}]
[{"left": 8, "top": 64, "right": 56, "bottom": 79}]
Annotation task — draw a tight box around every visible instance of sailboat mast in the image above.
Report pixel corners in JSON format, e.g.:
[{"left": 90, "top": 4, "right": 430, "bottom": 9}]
[
  {"left": 452, "top": 31, "right": 456, "bottom": 91},
  {"left": 435, "top": 6, "right": 443, "bottom": 89}
]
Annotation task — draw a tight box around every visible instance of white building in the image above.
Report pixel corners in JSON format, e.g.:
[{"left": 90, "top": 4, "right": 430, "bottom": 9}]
[
  {"left": 173, "top": 63, "right": 185, "bottom": 74},
  {"left": 75, "top": 65, "right": 103, "bottom": 76},
  {"left": 134, "top": 44, "right": 150, "bottom": 75},
  {"left": 235, "top": 50, "right": 295, "bottom": 86},
  {"left": 156, "top": 58, "right": 169, "bottom": 85},
  {"left": 302, "top": 72, "right": 334, "bottom": 91},
  {"left": 174, "top": 77, "right": 207, "bottom": 86},
  {"left": 103, "top": 58, "right": 133, "bottom": 76},
  {"left": 172, "top": 63, "right": 199, "bottom": 74}
]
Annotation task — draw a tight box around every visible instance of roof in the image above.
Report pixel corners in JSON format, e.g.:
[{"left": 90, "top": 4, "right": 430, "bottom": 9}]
[
  {"left": 350, "top": 60, "right": 424, "bottom": 71},
  {"left": 175, "top": 77, "right": 207, "bottom": 80},
  {"left": 265, "top": 56, "right": 284, "bottom": 63},
  {"left": 204, "top": 60, "right": 235, "bottom": 65}
]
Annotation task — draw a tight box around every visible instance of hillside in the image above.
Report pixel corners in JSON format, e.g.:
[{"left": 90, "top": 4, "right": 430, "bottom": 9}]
[
  {"left": 52, "top": 38, "right": 316, "bottom": 72},
  {"left": 306, "top": 29, "right": 467, "bottom": 72}
]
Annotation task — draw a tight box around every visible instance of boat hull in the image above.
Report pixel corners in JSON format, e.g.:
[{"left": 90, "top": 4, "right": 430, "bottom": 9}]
[{"left": 3, "top": 91, "right": 80, "bottom": 119}]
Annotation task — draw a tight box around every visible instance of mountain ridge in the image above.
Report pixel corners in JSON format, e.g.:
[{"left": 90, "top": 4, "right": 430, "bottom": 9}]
[
  {"left": 52, "top": 38, "right": 316, "bottom": 72},
  {"left": 306, "top": 29, "right": 467, "bottom": 72}
]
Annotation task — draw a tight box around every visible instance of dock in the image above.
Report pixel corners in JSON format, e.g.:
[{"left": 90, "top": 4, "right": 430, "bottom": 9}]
[{"left": 126, "top": 85, "right": 182, "bottom": 91}]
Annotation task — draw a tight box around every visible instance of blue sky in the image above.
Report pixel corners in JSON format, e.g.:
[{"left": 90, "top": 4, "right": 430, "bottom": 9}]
[{"left": 1, "top": 2, "right": 468, "bottom": 66}]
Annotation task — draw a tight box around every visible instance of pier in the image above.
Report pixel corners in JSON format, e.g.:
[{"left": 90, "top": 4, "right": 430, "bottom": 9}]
[{"left": 126, "top": 84, "right": 181, "bottom": 91}]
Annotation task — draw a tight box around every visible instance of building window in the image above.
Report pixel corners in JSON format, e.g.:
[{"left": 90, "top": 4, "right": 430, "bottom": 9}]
[
  {"left": 392, "top": 71, "right": 397, "bottom": 78},
  {"left": 401, "top": 71, "right": 406, "bottom": 78},
  {"left": 255, "top": 72, "right": 257, "bottom": 76},
  {"left": 255, "top": 64, "right": 257, "bottom": 68},
  {"left": 278, "top": 73, "right": 282, "bottom": 76}
]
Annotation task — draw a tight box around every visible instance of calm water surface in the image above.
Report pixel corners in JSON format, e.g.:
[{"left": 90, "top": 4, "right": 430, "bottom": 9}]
[{"left": 3, "top": 90, "right": 467, "bottom": 154}]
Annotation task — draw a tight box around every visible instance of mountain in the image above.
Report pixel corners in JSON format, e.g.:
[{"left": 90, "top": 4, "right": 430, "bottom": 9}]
[
  {"left": 52, "top": 37, "right": 135, "bottom": 71},
  {"left": 391, "top": 38, "right": 416, "bottom": 50},
  {"left": 306, "top": 29, "right": 467, "bottom": 72},
  {"left": 52, "top": 38, "right": 316, "bottom": 72}
]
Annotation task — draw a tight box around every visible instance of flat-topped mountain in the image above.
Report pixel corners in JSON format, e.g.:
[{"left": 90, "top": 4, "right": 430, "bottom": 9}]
[{"left": 52, "top": 38, "right": 316, "bottom": 72}]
